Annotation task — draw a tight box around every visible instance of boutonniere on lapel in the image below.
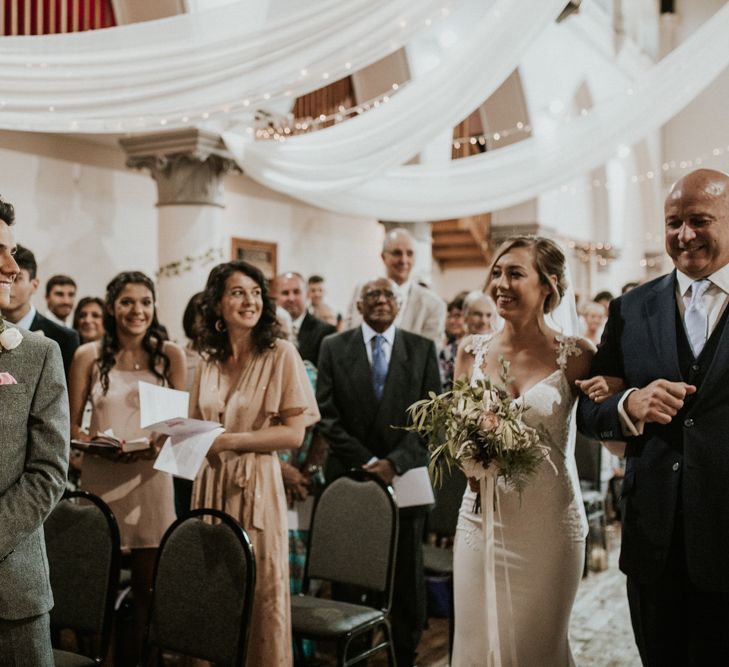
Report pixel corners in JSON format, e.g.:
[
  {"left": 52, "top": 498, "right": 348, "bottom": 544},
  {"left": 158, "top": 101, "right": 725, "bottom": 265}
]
[{"left": 0, "top": 315, "right": 23, "bottom": 353}]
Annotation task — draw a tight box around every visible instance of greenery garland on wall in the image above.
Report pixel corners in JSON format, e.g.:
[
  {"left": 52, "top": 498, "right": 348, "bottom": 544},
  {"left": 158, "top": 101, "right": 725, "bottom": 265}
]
[{"left": 156, "top": 247, "right": 224, "bottom": 279}]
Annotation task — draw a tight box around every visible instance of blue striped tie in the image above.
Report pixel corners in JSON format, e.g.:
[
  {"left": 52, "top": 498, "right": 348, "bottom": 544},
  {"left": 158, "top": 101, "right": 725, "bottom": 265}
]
[{"left": 371, "top": 334, "right": 388, "bottom": 400}]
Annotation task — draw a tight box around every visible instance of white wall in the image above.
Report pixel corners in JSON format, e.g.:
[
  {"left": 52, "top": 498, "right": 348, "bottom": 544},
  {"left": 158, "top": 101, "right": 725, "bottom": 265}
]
[
  {"left": 0, "top": 132, "right": 385, "bottom": 327},
  {"left": 431, "top": 265, "right": 487, "bottom": 302},
  {"left": 0, "top": 139, "right": 158, "bottom": 309},
  {"left": 224, "top": 176, "right": 384, "bottom": 315}
]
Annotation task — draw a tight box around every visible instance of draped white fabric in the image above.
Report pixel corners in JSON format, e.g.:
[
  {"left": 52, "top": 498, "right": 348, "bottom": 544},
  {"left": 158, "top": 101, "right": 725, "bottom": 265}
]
[
  {"left": 229, "top": 0, "right": 568, "bottom": 191},
  {"left": 230, "top": 2, "right": 729, "bottom": 221},
  {"left": 0, "top": 0, "right": 447, "bottom": 131}
]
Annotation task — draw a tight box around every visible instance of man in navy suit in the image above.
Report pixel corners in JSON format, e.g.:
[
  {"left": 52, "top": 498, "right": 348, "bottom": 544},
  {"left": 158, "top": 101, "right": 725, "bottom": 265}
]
[
  {"left": 317, "top": 277, "right": 441, "bottom": 666},
  {"left": 578, "top": 169, "right": 729, "bottom": 665},
  {"left": 0, "top": 245, "right": 79, "bottom": 377}
]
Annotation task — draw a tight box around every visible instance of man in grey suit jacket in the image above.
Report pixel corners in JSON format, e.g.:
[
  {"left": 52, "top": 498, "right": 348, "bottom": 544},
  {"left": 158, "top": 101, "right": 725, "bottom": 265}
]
[
  {"left": 347, "top": 228, "right": 446, "bottom": 344},
  {"left": 0, "top": 199, "right": 69, "bottom": 665}
]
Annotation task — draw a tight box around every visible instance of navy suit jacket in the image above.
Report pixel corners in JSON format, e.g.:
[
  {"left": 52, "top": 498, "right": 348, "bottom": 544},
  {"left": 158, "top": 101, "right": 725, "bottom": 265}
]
[
  {"left": 577, "top": 271, "right": 729, "bottom": 590},
  {"left": 30, "top": 311, "right": 79, "bottom": 378},
  {"left": 316, "top": 327, "right": 442, "bottom": 484},
  {"left": 297, "top": 312, "right": 336, "bottom": 367}
]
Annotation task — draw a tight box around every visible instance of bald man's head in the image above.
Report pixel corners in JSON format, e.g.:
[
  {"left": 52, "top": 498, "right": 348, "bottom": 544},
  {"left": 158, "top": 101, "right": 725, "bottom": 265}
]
[{"left": 665, "top": 169, "right": 729, "bottom": 278}]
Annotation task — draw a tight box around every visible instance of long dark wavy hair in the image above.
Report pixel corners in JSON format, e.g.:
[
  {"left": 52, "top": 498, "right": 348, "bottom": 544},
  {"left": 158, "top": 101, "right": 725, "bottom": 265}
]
[
  {"left": 196, "top": 261, "right": 279, "bottom": 362},
  {"left": 97, "top": 271, "right": 170, "bottom": 394}
]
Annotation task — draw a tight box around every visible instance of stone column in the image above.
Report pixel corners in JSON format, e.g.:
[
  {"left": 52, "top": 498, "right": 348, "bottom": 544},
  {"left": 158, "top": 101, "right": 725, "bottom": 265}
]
[{"left": 120, "top": 129, "right": 236, "bottom": 343}]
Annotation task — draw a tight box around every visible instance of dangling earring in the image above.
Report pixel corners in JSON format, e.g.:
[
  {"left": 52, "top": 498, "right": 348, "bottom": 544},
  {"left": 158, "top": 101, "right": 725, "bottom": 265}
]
[{"left": 215, "top": 318, "right": 227, "bottom": 333}]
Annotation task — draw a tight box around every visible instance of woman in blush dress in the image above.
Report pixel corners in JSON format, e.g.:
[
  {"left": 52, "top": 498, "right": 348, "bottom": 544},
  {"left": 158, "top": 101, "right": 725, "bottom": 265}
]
[
  {"left": 190, "top": 260, "right": 319, "bottom": 667},
  {"left": 69, "top": 272, "right": 185, "bottom": 662},
  {"left": 452, "top": 236, "right": 595, "bottom": 666}
]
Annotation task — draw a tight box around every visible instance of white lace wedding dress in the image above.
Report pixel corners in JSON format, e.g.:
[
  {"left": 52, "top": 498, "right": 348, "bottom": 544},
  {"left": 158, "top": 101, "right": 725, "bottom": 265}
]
[{"left": 452, "top": 334, "right": 588, "bottom": 667}]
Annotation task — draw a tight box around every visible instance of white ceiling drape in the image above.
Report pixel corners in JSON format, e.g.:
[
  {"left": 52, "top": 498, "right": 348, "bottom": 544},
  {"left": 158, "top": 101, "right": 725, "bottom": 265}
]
[
  {"left": 226, "top": 2, "right": 729, "bottom": 220},
  {"left": 0, "top": 0, "right": 448, "bottom": 131},
  {"left": 228, "top": 0, "right": 568, "bottom": 191}
]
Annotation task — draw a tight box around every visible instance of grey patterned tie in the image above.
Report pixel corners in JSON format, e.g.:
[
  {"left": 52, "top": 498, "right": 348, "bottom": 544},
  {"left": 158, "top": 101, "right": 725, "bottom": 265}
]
[{"left": 684, "top": 279, "right": 711, "bottom": 358}]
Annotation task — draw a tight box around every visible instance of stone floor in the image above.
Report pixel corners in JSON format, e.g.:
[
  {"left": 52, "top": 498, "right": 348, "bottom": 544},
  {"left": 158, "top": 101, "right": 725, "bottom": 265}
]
[{"left": 415, "top": 523, "right": 641, "bottom": 667}]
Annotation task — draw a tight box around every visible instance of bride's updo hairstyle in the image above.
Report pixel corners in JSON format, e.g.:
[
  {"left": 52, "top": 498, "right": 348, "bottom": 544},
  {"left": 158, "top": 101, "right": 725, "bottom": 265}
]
[{"left": 487, "top": 235, "right": 567, "bottom": 314}]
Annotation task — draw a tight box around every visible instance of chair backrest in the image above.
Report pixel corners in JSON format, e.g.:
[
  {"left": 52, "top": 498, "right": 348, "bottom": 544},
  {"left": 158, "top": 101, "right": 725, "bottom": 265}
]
[
  {"left": 305, "top": 470, "right": 398, "bottom": 609},
  {"left": 575, "top": 432, "right": 602, "bottom": 492},
  {"left": 146, "top": 509, "right": 256, "bottom": 667},
  {"left": 428, "top": 466, "right": 467, "bottom": 537},
  {"left": 44, "top": 490, "right": 120, "bottom": 661}
]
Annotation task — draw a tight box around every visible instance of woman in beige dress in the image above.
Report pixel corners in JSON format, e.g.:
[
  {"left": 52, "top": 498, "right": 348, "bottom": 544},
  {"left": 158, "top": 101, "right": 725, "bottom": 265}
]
[
  {"left": 190, "top": 260, "right": 319, "bottom": 667},
  {"left": 69, "top": 271, "right": 185, "bottom": 661}
]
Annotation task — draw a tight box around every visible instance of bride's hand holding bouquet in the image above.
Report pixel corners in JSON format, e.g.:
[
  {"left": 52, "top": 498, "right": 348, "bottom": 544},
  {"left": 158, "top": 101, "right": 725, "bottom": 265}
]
[{"left": 406, "top": 356, "right": 557, "bottom": 497}]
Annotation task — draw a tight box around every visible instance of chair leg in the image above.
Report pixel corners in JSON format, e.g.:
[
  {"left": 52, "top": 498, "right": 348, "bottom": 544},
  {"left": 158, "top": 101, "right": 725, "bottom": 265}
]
[
  {"left": 448, "top": 574, "right": 455, "bottom": 660},
  {"left": 336, "top": 635, "right": 351, "bottom": 667},
  {"left": 382, "top": 621, "right": 397, "bottom": 667}
]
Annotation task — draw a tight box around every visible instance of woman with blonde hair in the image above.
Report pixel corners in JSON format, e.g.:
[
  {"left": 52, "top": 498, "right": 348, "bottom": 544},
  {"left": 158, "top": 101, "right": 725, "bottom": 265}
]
[{"left": 452, "top": 236, "right": 594, "bottom": 666}]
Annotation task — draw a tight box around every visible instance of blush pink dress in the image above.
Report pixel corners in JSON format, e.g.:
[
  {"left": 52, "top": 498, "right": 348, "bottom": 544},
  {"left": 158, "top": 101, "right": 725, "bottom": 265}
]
[
  {"left": 83, "top": 365, "right": 176, "bottom": 550},
  {"left": 190, "top": 340, "right": 320, "bottom": 667}
]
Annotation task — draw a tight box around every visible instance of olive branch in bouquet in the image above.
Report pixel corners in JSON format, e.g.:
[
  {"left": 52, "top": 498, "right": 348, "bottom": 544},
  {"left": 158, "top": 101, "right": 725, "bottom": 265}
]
[{"left": 405, "top": 356, "right": 559, "bottom": 495}]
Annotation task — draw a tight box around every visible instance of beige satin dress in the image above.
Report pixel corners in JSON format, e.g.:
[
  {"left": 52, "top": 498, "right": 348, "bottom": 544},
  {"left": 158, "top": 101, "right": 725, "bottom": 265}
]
[
  {"left": 190, "top": 340, "right": 320, "bottom": 667},
  {"left": 83, "top": 366, "right": 176, "bottom": 550}
]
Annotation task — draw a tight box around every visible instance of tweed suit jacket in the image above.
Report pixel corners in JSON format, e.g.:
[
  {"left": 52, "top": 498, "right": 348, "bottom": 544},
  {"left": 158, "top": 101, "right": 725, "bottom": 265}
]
[
  {"left": 347, "top": 283, "right": 446, "bottom": 345},
  {"left": 0, "top": 327, "right": 69, "bottom": 620}
]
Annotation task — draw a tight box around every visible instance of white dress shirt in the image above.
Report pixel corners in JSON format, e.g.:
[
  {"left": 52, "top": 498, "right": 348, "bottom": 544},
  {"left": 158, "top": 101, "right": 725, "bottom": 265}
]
[
  {"left": 361, "top": 321, "right": 396, "bottom": 367},
  {"left": 44, "top": 309, "right": 67, "bottom": 327},
  {"left": 619, "top": 264, "right": 729, "bottom": 436},
  {"left": 291, "top": 311, "right": 306, "bottom": 341},
  {"left": 15, "top": 304, "right": 36, "bottom": 331}
]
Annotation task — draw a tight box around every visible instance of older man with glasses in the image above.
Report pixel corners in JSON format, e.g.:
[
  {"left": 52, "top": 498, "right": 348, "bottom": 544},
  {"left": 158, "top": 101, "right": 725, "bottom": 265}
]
[{"left": 317, "top": 276, "right": 442, "bottom": 666}]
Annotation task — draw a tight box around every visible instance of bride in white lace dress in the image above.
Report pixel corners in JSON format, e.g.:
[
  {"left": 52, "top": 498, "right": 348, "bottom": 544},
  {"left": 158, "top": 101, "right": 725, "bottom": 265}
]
[{"left": 451, "top": 236, "right": 595, "bottom": 667}]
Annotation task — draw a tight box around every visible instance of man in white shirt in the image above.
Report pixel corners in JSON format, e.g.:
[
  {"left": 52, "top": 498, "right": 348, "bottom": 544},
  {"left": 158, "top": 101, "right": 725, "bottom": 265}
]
[
  {"left": 44, "top": 275, "right": 76, "bottom": 327},
  {"left": 347, "top": 228, "right": 446, "bottom": 344},
  {"left": 578, "top": 169, "right": 729, "bottom": 666}
]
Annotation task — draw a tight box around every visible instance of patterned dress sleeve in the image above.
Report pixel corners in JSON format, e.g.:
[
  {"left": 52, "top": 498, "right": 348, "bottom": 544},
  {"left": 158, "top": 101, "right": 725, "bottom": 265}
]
[
  {"left": 264, "top": 340, "right": 321, "bottom": 427},
  {"left": 555, "top": 334, "right": 582, "bottom": 371}
]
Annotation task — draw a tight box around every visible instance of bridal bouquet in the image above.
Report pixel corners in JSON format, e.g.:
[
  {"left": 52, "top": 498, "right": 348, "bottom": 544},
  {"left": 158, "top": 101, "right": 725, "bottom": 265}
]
[{"left": 407, "top": 357, "right": 556, "bottom": 494}]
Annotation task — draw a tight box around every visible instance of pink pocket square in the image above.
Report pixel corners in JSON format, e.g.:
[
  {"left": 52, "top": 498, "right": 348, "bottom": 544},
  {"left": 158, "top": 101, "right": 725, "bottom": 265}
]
[{"left": 0, "top": 372, "right": 18, "bottom": 385}]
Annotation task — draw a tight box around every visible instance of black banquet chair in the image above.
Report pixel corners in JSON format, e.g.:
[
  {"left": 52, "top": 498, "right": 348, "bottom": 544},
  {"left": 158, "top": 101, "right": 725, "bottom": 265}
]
[
  {"left": 44, "top": 489, "right": 121, "bottom": 667},
  {"left": 291, "top": 469, "right": 399, "bottom": 666},
  {"left": 575, "top": 432, "right": 608, "bottom": 576},
  {"left": 143, "top": 508, "right": 256, "bottom": 667}
]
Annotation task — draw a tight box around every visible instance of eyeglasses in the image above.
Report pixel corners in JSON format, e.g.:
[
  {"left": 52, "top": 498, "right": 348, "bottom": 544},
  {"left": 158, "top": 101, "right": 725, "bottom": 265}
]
[{"left": 363, "top": 289, "right": 397, "bottom": 302}]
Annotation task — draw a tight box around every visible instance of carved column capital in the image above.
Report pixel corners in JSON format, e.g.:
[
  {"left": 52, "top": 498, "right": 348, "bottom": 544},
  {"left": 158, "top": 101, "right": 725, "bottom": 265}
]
[{"left": 120, "top": 128, "right": 238, "bottom": 207}]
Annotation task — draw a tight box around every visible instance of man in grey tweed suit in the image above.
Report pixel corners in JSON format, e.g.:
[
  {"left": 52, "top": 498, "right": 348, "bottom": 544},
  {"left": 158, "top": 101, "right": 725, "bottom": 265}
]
[{"left": 0, "top": 198, "right": 69, "bottom": 665}]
